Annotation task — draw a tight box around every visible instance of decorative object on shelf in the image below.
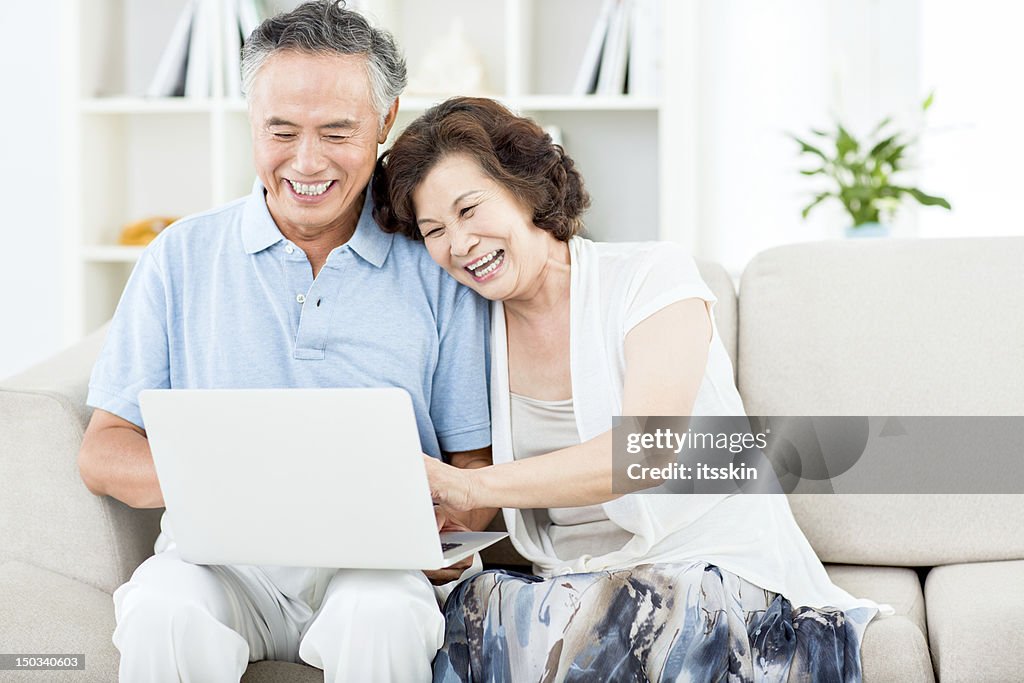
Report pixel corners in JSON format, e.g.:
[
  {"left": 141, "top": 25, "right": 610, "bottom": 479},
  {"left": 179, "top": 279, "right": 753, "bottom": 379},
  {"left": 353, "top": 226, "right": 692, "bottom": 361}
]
[
  {"left": 146, "top": 0, "right": 267, "bottom": 98},
  {"left": 792, "top": 93, "right": 952, "bottom": 237},
  {"left": 573, "top": 0, "right": 661, "bottom": 97},
  {"left": 406, "top": 18, "right": 491, "bottom": 97},
  {"left": 117, "top": 216, "right": 179, "bottom": 246}
]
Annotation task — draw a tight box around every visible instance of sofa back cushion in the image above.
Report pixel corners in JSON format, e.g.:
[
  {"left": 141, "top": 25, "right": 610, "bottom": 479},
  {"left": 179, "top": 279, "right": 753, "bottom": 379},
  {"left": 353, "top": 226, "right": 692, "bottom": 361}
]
[
  {"left": 0, "top": 325, "right": 164, "bottom": 592},
  {"left": 696, "top": 260, "right": 737, "bottom": 371},
  {"left": 738, "top": 237, "right": 1024, "bottom": 565}
]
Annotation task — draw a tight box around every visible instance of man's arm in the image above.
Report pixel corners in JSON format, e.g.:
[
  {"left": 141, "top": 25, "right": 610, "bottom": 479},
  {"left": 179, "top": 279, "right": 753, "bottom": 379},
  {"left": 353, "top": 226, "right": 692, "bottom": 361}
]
[
  {"left": 441, "top": 446, "right": 498, "bottom": 531},
  {"left": 78, "top": 409, "right": 165, "bottom": 509}
]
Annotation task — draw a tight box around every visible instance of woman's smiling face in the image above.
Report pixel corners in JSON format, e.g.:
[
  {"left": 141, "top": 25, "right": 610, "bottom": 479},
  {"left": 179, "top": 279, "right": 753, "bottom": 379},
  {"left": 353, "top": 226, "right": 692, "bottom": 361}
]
[{"left": 412, "top": 154, "right": 557, "bottom": 302}]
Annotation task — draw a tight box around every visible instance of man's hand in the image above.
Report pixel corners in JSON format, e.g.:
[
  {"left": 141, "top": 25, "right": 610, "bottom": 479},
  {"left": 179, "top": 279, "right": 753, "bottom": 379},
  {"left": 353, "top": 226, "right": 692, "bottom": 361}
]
[{"left": 422, "top": 505, "right": 475, "bottom": 586}]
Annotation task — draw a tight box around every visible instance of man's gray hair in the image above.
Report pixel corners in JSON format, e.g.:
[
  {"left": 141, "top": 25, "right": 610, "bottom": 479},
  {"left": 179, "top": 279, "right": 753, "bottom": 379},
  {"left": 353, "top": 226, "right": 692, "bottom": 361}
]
[{"left": 240, "top": 0, "right": 407, "bottom": 127}]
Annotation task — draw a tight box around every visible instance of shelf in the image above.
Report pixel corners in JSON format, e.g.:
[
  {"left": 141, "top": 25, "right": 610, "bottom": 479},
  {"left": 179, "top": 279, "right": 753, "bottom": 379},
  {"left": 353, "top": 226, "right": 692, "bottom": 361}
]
[
  {"left": 399, "top": 95, "right": 661, "bottom": 113},
  {"left": 64, "top": 0, "right": 678, "bottom": 339},
  {"left": 82, "top": 245, "right": 146, "bottom": 263},
  {"left": 79, "top": 97, "right": 217, "bottom": 114},
  {"left": 510, "top": 95, "right": 662, "bottom": 112},
  {"left": 221, "top": 95, "right": 662, "bottom": 115}
]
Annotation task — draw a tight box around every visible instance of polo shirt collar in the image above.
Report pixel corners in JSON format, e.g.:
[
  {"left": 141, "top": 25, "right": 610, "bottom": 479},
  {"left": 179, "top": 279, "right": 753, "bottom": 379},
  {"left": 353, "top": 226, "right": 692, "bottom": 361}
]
[
  {"left": 241, "top": 179, "right": 284, "bottom": 255},
  {"left": 345, "top": 188, "right": 394, "bottom": 269},
  {"left": 240, "top": 178, "right": 394, "bottom": 267}
]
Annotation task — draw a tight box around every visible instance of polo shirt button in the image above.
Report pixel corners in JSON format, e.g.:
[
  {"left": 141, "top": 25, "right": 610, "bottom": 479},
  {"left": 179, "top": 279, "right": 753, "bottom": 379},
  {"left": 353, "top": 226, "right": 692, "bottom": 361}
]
[
  {"left": 296, "top": 294, "right": 306, "bottom": 304},
  {"left": 285, "top": 245, "right": 295, "bottom": 254}
]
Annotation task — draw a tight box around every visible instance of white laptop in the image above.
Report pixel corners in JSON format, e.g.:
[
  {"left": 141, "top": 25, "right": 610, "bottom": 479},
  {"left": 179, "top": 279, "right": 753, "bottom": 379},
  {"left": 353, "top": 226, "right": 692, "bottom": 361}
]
[{"left": 138, "top": 387, "right": 506, "bottom": 570}]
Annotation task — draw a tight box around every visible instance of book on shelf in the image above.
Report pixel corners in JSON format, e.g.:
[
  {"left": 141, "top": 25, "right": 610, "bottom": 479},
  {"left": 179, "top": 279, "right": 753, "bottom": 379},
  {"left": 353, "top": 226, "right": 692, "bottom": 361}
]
[
  {"left": 145, "top": 0, "right": 196, "bottom": 97},
  {"left": 237, "top": 0, "right": 264, "bottom": 40},
  {"left": 572, "top": 0, "right": 661, "bottom": 98},
  {"left": 146, "top": 0, "right": 267, "bottom": 99},
  {"left": 572, "top": 0, "right": 616, "bottom": 96},
  {"left": 627, "top": 0, "right": 661, "bottom": 96},
  {"left": 596, "top": 0, "right": 631, "bottom": 96},
  {"left": 223, "top": 0, "right": 243, "bottom": 98}
]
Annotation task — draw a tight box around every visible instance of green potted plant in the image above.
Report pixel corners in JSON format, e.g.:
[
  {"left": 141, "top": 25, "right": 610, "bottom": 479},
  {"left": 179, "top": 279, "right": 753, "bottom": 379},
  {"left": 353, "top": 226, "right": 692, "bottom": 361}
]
[{"left": 792, "top": 94, "right": 951, "bottom": 237}]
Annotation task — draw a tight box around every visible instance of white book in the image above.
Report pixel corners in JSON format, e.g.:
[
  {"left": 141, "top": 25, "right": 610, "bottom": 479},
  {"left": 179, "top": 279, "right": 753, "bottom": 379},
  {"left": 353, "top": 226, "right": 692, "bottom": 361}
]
[
  {"left": 145, "top": 0, "right": 196, "bottom": 97},
  {"left": 223, "top": 0, "right": 242, "bottom": 98},
  {"left": 627, "top": 0, "right": 660, "bottom": 96},
  {"left": 185, "top": 0, "right": 212, "bottom": 97},
  {"left": 597, "top": 0, "right": 631, "bottom": 96},
  {"left": 237, "top": 0, "right": 263, "bottom": 40},
  {"left": 572, "top": 0, "right": 616, "bottom": 96}
]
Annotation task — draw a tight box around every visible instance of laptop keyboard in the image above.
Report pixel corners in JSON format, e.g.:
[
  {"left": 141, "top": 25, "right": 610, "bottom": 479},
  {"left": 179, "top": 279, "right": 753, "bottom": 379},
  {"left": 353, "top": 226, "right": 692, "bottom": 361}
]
[{"left": 441, "top": 542, "right": 463, "bottom": 552}]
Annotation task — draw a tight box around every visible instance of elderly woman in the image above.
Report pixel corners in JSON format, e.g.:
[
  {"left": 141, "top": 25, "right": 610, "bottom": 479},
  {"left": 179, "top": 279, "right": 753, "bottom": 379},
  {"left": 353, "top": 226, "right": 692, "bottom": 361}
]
[{"left": 373, "top": 97, "right": 882, "bottom": 682}]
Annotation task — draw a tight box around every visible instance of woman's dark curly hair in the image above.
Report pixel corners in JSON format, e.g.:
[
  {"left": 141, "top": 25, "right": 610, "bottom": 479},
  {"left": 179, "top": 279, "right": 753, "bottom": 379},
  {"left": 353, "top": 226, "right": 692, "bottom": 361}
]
[{"left": 372, "top": 97, "right": 591, "bottom": 242}]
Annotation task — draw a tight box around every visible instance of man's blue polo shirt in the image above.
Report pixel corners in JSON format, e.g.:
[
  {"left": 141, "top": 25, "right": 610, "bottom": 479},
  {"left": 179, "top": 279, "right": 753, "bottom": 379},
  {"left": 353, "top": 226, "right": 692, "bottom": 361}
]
[{"left": 87, "top": 180, "right": 490, "bottom": 457}]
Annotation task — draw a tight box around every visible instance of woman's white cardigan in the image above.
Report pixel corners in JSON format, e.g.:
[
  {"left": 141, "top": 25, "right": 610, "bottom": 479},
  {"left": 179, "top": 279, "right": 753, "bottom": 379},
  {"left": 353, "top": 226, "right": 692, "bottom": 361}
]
[{"left": 490, "top": 237, "right": 885, "bottom": 614}]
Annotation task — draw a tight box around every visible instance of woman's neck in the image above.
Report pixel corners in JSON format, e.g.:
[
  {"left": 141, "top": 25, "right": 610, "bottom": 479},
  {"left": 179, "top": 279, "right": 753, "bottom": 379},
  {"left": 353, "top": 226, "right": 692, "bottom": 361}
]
[{"left": 504, "top": 238, "right": 572, "bottom": 324}]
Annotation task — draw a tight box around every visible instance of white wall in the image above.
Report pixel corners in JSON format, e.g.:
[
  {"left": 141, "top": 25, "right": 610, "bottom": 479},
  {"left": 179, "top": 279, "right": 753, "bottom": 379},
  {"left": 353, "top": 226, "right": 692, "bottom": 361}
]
[
  {"left": 918, "top": 1, "right": 1024, "bottom": 238},
  {"left": 691, "top": 0, "right": 1023, "bottom": 272},
  {"left": 0, "top": 4, "right": 64, "bottom": 378},
  {"left": 692, "top": 0, "right": 923, "bottom": 274}
]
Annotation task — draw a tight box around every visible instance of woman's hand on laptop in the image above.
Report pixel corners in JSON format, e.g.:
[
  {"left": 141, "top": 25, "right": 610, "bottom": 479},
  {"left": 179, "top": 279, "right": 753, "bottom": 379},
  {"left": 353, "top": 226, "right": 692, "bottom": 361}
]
[
  {"left": 423, "top": 505, "right": 473, "bottom": 585},
  {"left": 423, "top": 454, "right": 476, "bottom": 512}
]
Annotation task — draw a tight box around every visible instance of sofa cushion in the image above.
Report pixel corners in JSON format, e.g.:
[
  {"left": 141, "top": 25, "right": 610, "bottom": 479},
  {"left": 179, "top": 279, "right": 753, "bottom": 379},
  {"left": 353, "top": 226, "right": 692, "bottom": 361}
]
[
  {"left": 0, "top": 559, "right": 328, "bottom": 682},
  {"left": 824, "top": 564, "right": 934, "bottom": 683},
  {"left": 738, "top": 238, "right": 1024, "bottom": 566},
  {"left": 738, "top": 237, "right": 1024, "bottom": 416},
  {"left": 0, "top": 387, "right": 163, "bottom": 593},
  {"left": 0, "top": 560, "right": 120, "bottom": 682},
  {"left": 925, "top": 559, "right": 1024, "bottom": 682},
  {"left": 696, "top": 259, "right": 737, "bottom": 370},
  {"left": 787, "top": 494, "right": 1024, "bottom": 567},
  {"left": 825, "top": 564, "right": 926, "bottom": 634},
  {"left": 1, "top": 323, "right": 108, "bottom": 428},
  {"left": 0, "top": 324, "right": 162, "bottom": 592},
  {"left": 242, "top": 661, "right": 324, "bottom": 682},
  {"left": 857, "top": 615, "right": 935, "bottom": 683}
]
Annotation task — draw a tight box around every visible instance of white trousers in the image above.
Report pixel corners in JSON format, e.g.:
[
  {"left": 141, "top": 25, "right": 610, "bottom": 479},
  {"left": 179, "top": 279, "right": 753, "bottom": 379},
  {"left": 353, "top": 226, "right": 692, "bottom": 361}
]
[{"left": 112, "top": 549, "right": 457, "bottom": 682}]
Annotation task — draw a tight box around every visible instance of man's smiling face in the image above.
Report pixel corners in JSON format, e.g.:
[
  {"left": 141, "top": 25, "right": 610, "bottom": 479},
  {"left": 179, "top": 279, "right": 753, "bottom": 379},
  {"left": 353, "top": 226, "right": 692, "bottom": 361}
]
[{"left": 248, "top": 50, "right": 396, "bottom": 243}]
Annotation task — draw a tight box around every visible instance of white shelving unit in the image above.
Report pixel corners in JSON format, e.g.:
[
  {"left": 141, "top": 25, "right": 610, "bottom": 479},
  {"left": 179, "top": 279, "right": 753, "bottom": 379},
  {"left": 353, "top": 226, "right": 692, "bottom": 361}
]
[{"left": 61, "top": 0, "right": 694, "bottom": 341}]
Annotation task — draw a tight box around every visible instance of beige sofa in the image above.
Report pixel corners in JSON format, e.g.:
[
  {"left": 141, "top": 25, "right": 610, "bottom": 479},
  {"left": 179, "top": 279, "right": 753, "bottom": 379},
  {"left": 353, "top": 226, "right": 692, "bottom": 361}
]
[{"left": 2, "top": 237, "right": 1022, "bottom": 682}]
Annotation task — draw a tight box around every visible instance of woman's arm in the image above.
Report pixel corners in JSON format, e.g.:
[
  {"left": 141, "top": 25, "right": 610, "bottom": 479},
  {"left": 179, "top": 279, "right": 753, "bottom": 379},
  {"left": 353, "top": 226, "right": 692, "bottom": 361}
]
[{"left": 427, "top": 297, "right": 712, "bottom": 512}]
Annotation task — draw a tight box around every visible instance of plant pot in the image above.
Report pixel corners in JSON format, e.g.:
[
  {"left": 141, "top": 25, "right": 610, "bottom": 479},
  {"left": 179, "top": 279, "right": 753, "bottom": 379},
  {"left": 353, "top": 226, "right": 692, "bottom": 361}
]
[{"left": 844, "top": 222, "right": 890, "bottom": 239}]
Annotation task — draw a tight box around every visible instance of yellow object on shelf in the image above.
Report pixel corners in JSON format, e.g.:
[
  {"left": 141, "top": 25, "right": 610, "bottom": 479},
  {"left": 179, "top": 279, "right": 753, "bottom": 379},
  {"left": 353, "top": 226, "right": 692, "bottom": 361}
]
[{"left": 117, "top": 216, "right": 179, "bottom": 246}]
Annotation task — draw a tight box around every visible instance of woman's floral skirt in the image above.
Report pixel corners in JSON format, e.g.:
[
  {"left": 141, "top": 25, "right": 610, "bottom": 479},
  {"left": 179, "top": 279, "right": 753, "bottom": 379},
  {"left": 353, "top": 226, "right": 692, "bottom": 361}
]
[{"left": 433, "top": 562, "right": 872, "bottom": 683}]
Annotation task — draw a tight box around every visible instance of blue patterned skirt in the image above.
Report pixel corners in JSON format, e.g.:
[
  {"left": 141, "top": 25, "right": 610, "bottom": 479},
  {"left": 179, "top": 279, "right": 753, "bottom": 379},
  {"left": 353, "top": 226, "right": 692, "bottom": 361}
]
[{"left": 433, "top": 562, "right": 872, "bottom": 683}]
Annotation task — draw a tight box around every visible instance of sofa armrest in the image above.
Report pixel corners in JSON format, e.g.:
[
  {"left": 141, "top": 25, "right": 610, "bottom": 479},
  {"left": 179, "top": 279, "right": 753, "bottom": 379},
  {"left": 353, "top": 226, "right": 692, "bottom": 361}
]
[{"left": 0, "top": 327, "right": 162, "bottom": 594}]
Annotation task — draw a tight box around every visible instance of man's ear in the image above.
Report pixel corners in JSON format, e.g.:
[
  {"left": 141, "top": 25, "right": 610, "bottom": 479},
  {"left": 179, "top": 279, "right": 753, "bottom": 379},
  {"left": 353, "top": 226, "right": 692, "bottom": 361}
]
[{"left": 378, "top": 98, "right": 400, "bottom": 144}]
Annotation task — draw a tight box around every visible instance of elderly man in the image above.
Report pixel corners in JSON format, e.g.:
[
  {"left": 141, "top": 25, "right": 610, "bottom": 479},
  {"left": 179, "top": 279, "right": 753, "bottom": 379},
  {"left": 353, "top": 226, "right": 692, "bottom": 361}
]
[{"left": 76, "top": 2, "right": 491, "bottom": 681}]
